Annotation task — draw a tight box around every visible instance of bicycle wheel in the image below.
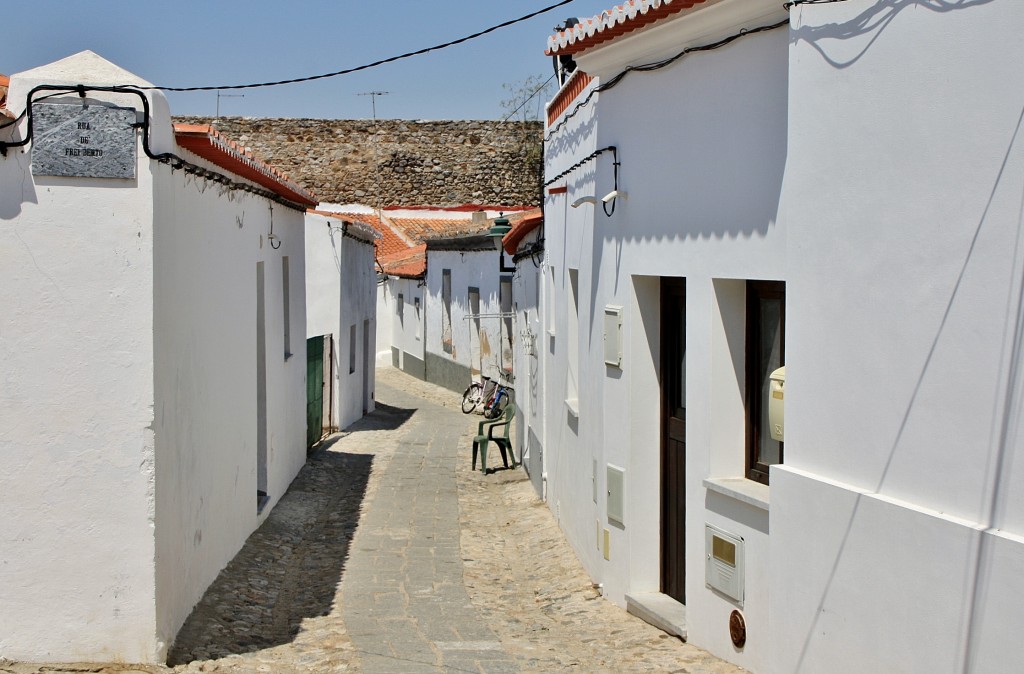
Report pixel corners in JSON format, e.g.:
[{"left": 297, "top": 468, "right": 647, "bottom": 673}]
[{"left": 461, "top": 383, "right": 482, "bottom": 414}]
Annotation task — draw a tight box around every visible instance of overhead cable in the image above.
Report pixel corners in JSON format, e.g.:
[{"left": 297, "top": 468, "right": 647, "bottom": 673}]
[
  {"left": 546, "top": 18, "right": 789, "bottom": 142},
  {"left": 134, "top": 1, "right": 575, "bottom": 92}
]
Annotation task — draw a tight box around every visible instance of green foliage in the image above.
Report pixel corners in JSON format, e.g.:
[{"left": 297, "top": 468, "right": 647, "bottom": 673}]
[
  {"left": 500, "top": 75, "right": 554, "bottom": 123},
  {"left": 500, "top": 75, "right": 552, "bottom": 186}
]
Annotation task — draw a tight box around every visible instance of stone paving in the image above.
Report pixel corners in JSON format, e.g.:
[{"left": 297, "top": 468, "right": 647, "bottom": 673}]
[{"left": 2, "top": 366, "right": 744, "bottom": 674}]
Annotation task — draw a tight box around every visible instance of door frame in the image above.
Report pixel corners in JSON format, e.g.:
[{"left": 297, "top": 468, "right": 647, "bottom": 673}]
[{"left": 660, "top": 277, "right": 687, "bottom": 604}]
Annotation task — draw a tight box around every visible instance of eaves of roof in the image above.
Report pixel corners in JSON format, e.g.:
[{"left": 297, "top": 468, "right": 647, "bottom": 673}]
[
  {"left": 502, "top": 211, "right": 543, "bottom": 255},
  {"left": 388, "top": 217, "right": 489, "bottom": 243},
  {"left": 173, "top": 123, "right": 317, "bottom": 208},
  {"left": 424, "top": 232, "right": 496, "bottom": 252},
  {"left": 380, "top": 243, "right": 426, "bottom": 278},
  {"left": 546, "top": 0, "right": 710, "bottom": 56},
  {"left": 307, "top": 209, "right": 380, "bottom": 244}
]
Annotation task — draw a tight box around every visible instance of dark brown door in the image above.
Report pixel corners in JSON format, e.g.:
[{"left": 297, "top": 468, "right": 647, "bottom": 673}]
[{"left": 661, "top": 278, "right": 686, "bottom": 604}]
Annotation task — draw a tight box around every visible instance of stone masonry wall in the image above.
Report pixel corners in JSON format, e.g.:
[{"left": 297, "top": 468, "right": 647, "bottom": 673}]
[{"left": 174, "top": 117, "right": 544, "bottom": 208}]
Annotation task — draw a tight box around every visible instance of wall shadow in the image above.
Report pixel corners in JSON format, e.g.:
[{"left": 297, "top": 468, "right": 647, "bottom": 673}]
[
  {"left": 167, "top": 448, "right": 373, "bottom": 665},
  {"left": 343, "top": 399, "right": 416, "bottom": 433}
]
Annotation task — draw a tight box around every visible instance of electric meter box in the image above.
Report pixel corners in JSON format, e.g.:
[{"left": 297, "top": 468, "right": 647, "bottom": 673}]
[
  {"left": 705, "top": 524, "right": 744, "bottom": 604},
  {"left": 769, "top": 366, "right": 785, "bottom": 442}
]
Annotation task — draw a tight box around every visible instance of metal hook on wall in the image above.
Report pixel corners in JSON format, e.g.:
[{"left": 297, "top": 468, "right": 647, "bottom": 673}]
[{"left": 268, "top": 202, "right": 282, "bottom": 249}]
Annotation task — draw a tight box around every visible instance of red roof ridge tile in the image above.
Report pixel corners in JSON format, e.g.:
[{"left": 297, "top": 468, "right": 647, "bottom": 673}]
[
  {"left": 547, "top": 0, "right": 709, "bottom": 56},
  {"left": 173, "top": 123, "right": 316, "bottom": 208},
  {"left": 502, "top": 210, "right": 543, "bottom": 255},
  {"left": 0, "top": 73, "right": 12, "bottom": 119}
]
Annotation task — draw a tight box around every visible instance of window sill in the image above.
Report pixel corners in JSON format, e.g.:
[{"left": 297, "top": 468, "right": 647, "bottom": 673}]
[
  {"left": 284, "top": 352, "right": 293, "bottom": 362},
  {"left": 703, "top": 477, "right": 769, "bottom": 512},
  {"left": 564, "top": 397, "right": 579, "bottom": 418}
]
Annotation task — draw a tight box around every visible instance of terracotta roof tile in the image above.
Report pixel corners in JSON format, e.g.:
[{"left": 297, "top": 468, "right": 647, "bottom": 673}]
[
  {"left": 388, "top": 217, "right": 490, "bottom": 242},
  {"left": 173, "top": 123, "right": 316, "bottom": 207},
  {"left": 0, "top": 73, "right": 12, "bottom": 119},
  {"left": 379, "top": 243, "right": 427, "bottom": 278},
  {"left": 547, "top": 0, "right": 709, "bottom": 56},
  {"left": 377, "top": 225, "right": 414, "bottom": 258},
  {"left": 502, "top": 209, "right": 543, "bottom": 255}
]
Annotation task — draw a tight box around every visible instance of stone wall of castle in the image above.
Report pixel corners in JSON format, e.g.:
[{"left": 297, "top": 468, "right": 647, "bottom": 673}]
[{"left": 174, "top": 117, "right": 544, "bottom": 207}]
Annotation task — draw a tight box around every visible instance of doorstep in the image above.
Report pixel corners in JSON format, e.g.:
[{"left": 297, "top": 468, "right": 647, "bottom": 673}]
[{"left": 625, "top": 592, "right": 687, "bottom": 640}]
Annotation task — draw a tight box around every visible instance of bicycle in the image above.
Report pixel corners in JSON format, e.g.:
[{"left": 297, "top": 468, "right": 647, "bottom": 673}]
[
  {"left": 461, "top": 376, "right": 496, "bottom": 414},
  {"left": 482, "top": 381, "right": 512, "bottom": 419}
]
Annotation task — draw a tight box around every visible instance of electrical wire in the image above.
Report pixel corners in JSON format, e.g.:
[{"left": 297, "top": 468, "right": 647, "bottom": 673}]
[
  {"left": 0, "top": 84, "right": 312, "bottom": 211},
  {"left": 132, "top": 1, "right": 575, "bottom": 93},
  {"left": 543, "top": 145, "right": 615, "bottom": 187},
  {"left": 784, "top": 0, "right": 851, "bottom": 8},
  {"left": 0, "top": 90, "right": 76, "bottom": 130},
  {"left": 500, "top": 73, "right": 557, "bottom": 124},
  {"left": 545, "top": 18, "right": 789, "bottom": 142}
]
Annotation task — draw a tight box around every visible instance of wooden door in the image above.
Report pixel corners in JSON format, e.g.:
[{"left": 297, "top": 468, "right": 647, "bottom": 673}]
[
  {"left": 661, "top": 278, "right": 687, "bottom": 604},
  {"left": 306, "top": 335, "right": 324, "bottom": 448}
]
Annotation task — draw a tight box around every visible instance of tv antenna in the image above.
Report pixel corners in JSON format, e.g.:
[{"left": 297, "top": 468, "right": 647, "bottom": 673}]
[
  {"left": 358, "top": 91, "right": 390, "bottom": 220},
  {"left": 215, "top": 90, "right": 245, "bottom": 119}
]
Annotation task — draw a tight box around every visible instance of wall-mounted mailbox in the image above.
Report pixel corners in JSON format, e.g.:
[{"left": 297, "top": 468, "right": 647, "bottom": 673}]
[
  {"left": 607, "top": 464, "right": 625, "bottom": 527},
  {"left": 603, "top": 305, "right": 623, "bottom": 367},
  {"left": 769, "top": 366, "right": 785, "bottom": 442},
  {"left": 705, "top": 524, "right": 744, "bottom": 604}
]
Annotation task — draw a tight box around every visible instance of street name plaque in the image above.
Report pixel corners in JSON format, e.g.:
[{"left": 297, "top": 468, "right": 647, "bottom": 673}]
[{"left": 31, "top": 102, "right": 137, "bottom": 179}]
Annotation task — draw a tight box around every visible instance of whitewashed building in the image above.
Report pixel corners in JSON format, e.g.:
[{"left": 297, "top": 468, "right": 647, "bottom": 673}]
[
  {"left": 502, "top": 212, "right": 545, "bottom": 492},
  {"left": 0, "top": 52, "right": 315, "bottom": 663},
  {"left": 421, "top": 229, "right": 516, "bottom": 393},
  {"left": 379, "top": 243, "right": 428, "bottom": 378},
  {"left": 541, "top": 0, "right": 1024, "bottom": 672},
  {"left": 375, "top": 209, "right": 531, "bottom": 394},
  {"left": 305, "top": 209, "right": 379, "bottom": 436}
]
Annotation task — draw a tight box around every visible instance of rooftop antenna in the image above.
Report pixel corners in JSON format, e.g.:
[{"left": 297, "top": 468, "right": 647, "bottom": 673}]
[
  {"left": 215, "top": 90, "right": 245, "bottom": 121},
  {"left": 358, "top": 91, "right": 390, "bottom": 223}
]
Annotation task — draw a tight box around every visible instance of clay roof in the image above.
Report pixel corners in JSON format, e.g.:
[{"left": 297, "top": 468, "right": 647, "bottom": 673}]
[
  {"left": 173, "top": 123, "right": 316, "bottom": 208},
  {"left": 502, "top": 209, "right": 543, "bottom": 255},
  {"left": 546, "top": 0, "right": 710, "bottom": 56},
  {"left": 0, "top": 74, "right": 12, "bottom": 119},
  {"left": 306, "top": 209, "right": 380, "bottom": 244},
  {"left": 379, "top": 243, "right": 427, "bottom": 279},
  {"left": 388, "top": 216, "right": 489, "bottom": 242},
  {"left": 319, "top": 207, "right": 533, "bottom": 268}
]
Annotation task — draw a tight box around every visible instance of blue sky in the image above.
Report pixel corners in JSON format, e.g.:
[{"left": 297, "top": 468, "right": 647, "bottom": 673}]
[{"left": 2, "top": 1, "right": 616, "bottom": 121}]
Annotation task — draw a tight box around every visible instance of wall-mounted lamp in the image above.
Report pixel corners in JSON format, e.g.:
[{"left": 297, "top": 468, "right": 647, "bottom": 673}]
[
  {"left": 571, "top": 196, "right": 599, "bottom": 208},
  {"left": 487, "top": 213, "right": 516, "bottom": 272},
  {"left": 602, "top": 190, "right": 626, "bottom": 203}
]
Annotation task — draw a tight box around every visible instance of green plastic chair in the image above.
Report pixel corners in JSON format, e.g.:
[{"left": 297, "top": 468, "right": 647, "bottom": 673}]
[{"left": 472, "top": 403, "right": 516, "bottom": 473}]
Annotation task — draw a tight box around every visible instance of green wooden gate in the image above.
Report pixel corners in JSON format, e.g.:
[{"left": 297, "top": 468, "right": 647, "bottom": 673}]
[{"left": 307, "top": 335, "right": 325, "bottom": 448}]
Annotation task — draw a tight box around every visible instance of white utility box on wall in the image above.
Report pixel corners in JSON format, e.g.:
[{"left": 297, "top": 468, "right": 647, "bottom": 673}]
[
  {"left": 705, "top": 524, "right": 744, "bottom": 604},
  {"left": 603, "top": 305, "right": 623, "bottom": 367}
]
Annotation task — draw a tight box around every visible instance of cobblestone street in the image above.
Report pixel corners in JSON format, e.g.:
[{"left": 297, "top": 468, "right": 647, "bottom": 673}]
[{"left": 3, "top": 366, "right": 743, "bottom": 674}]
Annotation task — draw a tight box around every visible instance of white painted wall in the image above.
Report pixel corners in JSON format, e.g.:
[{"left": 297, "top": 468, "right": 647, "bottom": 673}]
[
  {"left": 543, "top": 5, "right": 789, "bottom": 671},
  {"left": 376, "top": 280, "right": 395, "bottom": 363},
  {"left": 1, "top": 52, "right": 311, "bottom": 664},
  {"left": 510, "top": 231, "right": 544, "bottom": 492},
  {"left": 0, "top": 54, "right": 162, "bottom": 664},
  {"left": 306, "top": 212, "right": 378, "bottom": 430},
  {"left": 771, "top": 1, "right": 1024, "bottom": 672},
  {"left": 336, "top": 228, "right": 377, "bottom": 429},
  {"left": 151, "top": 144, "right": 308, "bottom": 653},
  {"left": 424, "top": 246, "right": 508, "bottom": 388},
  {"left": 388, "top": 276, "right": 425, "bottom": 371}
]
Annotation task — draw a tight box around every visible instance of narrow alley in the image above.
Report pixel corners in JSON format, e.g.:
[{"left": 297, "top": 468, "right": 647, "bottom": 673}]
[{"left": 3, "top": 366, "right": 743, "bottom": 674}]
